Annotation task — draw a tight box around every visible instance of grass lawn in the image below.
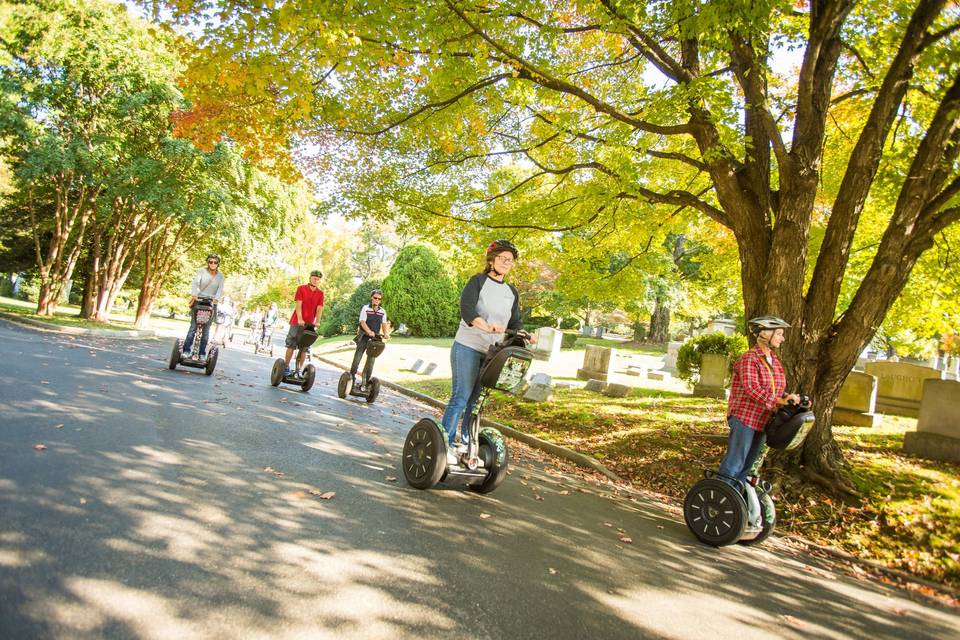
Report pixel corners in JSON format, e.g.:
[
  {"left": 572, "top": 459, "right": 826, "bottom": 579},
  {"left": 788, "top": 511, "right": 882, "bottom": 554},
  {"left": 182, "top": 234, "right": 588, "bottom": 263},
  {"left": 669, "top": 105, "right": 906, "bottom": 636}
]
[
  {"left": 405, "top": 377, "right": 960, "bottom": 589},
  {"left": 568, "top": 333, "right": 668, "bottom": 355},
  {"left": 0, "top": 295, "right": 192, "bottom": 335}
]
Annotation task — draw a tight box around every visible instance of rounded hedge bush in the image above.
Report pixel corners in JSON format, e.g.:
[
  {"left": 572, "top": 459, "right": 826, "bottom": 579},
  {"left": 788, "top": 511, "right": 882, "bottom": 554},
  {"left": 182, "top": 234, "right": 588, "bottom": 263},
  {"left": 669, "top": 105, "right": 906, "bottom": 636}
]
[{"left": 381, "top": 245, "right": 459, "bottom": 337}]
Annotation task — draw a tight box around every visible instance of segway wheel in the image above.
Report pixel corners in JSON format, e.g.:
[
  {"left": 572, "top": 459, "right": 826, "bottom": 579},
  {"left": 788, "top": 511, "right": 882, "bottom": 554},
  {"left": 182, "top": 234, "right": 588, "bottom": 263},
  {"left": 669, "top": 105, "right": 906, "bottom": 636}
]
[
  {"left": 301, "top": 364, "right": 316, "bottom": 392},
  {"left": 684, "top": 478, "right": 747, "bottom": 546},
  {"left": 402, "top": 418, "right": 447, "bottom": 490},
  {"left": 270, "top": 358, "right": 285, "bottom": 386},
  {"left": 204, "top": 348, "right": 219, "bottom": 376},
  {"left": 365, "top": 378, "right": 380, "bottom": 404},
  {"left": 337, "top": 372, "right": 352, "bottom": 399},
  {"left": 168, "top": 339, "right": 181, "bottom": 370},
  {"left": 739, "top": 492, "right": 776, "bottom": 546},
  {"left": 469, "top": 432, "right": 510, "bottom": 494}
]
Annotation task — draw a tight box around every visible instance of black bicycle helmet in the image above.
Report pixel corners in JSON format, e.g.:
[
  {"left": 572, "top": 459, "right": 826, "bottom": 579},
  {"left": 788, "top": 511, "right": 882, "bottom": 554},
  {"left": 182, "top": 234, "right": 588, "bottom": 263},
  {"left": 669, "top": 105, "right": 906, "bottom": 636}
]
[
  {"left": 486, "top": 239, "right": 518, "bottom": 259},
  {"left": 206, "top": 253, "right": 221, "bottom": 262},
  {"left": 747, "top": 315, "right": 790, "bottom": 335},
  {"left": 371, "top": 289, "right": 382, "bottom": 297}
]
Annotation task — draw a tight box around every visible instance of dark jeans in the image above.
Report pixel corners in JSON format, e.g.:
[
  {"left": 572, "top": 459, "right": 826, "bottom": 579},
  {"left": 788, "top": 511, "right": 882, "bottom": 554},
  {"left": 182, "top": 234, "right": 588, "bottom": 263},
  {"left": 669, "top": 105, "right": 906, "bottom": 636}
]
[
  {"left": 350, "top": 334, "right": 370, "bottom": 377},
  {"left": 183, "top": 304, "right": 212, "bottom": 357}
]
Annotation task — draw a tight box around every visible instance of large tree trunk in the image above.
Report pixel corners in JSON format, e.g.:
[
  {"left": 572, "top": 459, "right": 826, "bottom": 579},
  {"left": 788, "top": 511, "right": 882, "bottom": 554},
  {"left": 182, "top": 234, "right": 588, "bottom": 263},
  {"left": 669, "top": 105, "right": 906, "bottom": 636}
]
[
  {"left": 647, "top": 295, "right": 669, "bottom": 343},
  {"left": 134, "top": 221, "right": 193, "bottom": 329}
]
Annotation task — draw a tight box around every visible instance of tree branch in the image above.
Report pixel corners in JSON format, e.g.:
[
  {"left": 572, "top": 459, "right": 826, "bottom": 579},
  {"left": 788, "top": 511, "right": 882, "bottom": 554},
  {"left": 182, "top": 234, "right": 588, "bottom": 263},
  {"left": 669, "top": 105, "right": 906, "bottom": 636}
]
[
  {"left": 345, "top": 73, "right": 512, "bottom": 135},
  {"left": 392, "top": 196, "right": 600, "bottom": 232},
  {"left": 444, "top": 0, "right": 692, "bottom": 137}
]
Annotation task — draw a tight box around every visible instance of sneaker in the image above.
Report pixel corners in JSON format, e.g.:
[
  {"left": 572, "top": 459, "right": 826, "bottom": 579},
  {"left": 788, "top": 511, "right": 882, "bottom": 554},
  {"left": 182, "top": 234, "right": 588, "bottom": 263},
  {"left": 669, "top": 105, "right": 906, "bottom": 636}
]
[
  {"left": 456, "top": 442, "right": 469, "bottom": 454},
  {"left": 283, "top": 367, "right": 293, "bottom": 377},
  {"left": 446, "top": 449, "right": 459, "bottom": 466}
]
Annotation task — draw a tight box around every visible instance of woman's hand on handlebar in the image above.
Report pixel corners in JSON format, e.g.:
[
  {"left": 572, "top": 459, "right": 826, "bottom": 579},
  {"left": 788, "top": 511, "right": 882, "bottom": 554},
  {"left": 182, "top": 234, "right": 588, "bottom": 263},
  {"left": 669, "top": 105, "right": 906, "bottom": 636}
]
[{"left": 778, "top": 393, "right": 801, "bottom": 406}]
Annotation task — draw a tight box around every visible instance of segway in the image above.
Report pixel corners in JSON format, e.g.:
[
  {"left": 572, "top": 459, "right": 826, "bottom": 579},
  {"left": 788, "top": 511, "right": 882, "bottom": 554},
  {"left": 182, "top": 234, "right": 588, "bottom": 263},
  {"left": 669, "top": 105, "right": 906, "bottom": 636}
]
[
  {"left": 253, "top": 320, "right": 276, "bottom": 357},
  {"left": 401, "top": 330, "right": 532, "bottom": 493},
  {"left": 684, "top": 396, "right": 814, "bottom": 546},
  {"left": 168, "top": 296, "right": 219, "bottom": 376},
  {"left": 270, "top": 324, "right": 317, "bottom": 392},
  {"left": 337, "top": 334, "right": 385, "bottom": 404}
]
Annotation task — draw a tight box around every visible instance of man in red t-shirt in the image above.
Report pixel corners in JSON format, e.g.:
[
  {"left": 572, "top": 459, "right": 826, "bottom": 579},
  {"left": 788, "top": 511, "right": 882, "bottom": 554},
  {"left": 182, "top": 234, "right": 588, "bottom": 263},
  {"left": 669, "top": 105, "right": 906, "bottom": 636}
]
[{"left": 282, "top": 270, "right": 325, "bottom": 374}]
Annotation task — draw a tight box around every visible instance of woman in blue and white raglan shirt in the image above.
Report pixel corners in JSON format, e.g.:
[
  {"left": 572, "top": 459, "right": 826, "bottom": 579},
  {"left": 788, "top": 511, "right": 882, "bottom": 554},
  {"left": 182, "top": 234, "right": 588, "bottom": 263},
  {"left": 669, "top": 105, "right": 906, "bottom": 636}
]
[{"left": 441, "top": 239, "right": 531, "bottom": 465}]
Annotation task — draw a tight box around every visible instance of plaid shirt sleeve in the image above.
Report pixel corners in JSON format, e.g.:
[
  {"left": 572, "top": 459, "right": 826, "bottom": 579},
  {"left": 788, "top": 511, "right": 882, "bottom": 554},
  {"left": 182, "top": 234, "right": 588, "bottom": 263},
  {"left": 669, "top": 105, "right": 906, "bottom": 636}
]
[{"left": 727, "top": 347, "right": 787, "bottom": 431}]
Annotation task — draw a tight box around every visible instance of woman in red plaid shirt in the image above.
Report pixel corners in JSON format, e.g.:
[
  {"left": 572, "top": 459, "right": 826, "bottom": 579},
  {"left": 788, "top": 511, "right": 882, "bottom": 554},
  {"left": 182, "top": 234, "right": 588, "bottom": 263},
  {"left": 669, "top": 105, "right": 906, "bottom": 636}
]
[{"left": 718, "top": 316, "right": 801, "bottom": 484}]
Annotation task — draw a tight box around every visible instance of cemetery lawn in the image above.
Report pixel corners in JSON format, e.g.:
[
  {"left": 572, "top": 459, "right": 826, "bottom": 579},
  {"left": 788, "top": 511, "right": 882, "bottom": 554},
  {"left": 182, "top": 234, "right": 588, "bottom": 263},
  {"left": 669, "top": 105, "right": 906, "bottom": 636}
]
[
  {"left": 407, "top": 379, "right": 960, "bottom": 590},
  {"left": 0, "top": 297, "right": 135, "bottom": 331}
]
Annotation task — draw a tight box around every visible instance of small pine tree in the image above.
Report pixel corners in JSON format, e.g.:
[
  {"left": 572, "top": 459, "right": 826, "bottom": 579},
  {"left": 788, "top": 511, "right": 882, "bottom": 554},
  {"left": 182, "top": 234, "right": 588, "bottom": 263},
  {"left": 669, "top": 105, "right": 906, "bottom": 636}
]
[{"left": 381, "top": 245, "right": 459, "bottom": 337}]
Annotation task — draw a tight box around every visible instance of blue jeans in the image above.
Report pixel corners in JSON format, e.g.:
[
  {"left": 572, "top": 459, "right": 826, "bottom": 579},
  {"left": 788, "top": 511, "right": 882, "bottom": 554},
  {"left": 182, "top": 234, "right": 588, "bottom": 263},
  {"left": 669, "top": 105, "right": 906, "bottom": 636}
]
[
  {"left": 717, "top": 416, "right": 766, "bottom": 484},
  {"left": 183, "top": 305, "right": 211, "bottom": 357},
  {"left": 440, "top": 341, "right": 485, "bottom": 446}
]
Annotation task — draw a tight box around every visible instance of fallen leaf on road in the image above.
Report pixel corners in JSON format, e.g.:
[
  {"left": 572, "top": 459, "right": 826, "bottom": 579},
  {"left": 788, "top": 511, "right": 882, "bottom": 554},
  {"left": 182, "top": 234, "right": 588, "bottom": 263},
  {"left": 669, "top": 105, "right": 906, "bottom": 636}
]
[
  {"left": 79, "top": 498, "right": 86, "bottom": 505},
  {"left": 780, "top": 615, "right": 807, "bottom": 629},
  {"left": 548, "top": 568, "right": 558, "bottom": 575},
  {"left": 40, "top": 381, "right": 49, "bottom": 385},
  {"left": 559, "top": 490, "right": 570, "bottom": 495},
  {"left": 385, "top": 476, "right": 397, "bottom": 482},
  {"left": 479, "top": 513, "right": 492, "bottom": 519},
  {"left": 618, "top": 534, "right": 633, "bottom": 544},
  {"left": 535, "top": 495, "right": 544, "bottom": 501},
  {"left": 54, "top": 424, "right": 64, "bottom": 429},
  {"left": 310, "top": 491, "right": 336, "bottom": 500},
  {"left": 604, "top": 522, "right": 613, "bottom": 528},
  {"left": 33, "top": 444, "right": 47, "bottom": 451},
  {"left": 263, "top": 467, "right": 285, "bottom": 477}
]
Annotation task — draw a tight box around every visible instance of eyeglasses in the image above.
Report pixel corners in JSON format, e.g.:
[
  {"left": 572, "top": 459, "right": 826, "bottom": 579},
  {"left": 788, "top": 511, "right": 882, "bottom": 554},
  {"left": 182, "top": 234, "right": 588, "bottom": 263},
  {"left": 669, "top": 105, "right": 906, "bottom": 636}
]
[
  {"left": 495, "top": 255, "right": 514, "bottom": 264},
  {"left": 207, "top": 260, "right": 219, "bottom": 265},
  {"left": 372, "top": 296, "right": 382, "bottom": 301}
]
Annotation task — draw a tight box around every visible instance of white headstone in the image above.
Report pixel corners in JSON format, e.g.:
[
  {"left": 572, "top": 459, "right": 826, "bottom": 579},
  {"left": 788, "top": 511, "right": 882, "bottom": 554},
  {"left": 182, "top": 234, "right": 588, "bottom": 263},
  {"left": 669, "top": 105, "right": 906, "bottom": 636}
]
[
  {"left": 535, "top": 327, "right": 563, "bottom": 361},
  {"left": 422, "top": 362, "right": 438, "bottom": 375}
]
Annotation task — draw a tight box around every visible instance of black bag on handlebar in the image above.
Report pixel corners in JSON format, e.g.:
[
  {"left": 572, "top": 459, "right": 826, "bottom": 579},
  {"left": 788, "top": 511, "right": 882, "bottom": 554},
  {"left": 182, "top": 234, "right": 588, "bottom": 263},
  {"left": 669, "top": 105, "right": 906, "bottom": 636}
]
[
  {"left": 764, "top": 399, "right": 815, "bottom": 450},
  {"left": 479, "top": 333, "right": 533, "bottom": 392}
]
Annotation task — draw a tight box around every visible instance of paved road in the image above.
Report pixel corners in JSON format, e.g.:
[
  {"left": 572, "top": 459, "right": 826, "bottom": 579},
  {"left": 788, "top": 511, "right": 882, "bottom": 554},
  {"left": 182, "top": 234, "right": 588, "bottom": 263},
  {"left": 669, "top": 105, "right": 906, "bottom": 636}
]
[{"left": 0, "top": 320, "right": 956, "bottom": 639}]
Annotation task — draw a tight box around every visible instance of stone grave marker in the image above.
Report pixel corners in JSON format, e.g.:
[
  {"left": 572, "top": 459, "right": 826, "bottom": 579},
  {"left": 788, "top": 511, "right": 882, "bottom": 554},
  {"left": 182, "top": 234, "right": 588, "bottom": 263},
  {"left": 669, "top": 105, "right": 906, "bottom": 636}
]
[
  {"left": 577, "top": 345, "right": 616, "bottom": 381},
  {"left": 534, "top": 327, "right": 563, "bottom": 362},
  {"left": 584, "top": 379, "right": 606, "bottom": 392},
  {"left": 648, "top": 370, "right": 671, "bottom": 381},
  {"left": 693, "top": 353, "right": 728, "bottom": 398},
  {"left": 834, "top": 371, "right": 881, "bottom": 427},
  {"left": 863, "top": 361, "right": 944, "bottom": 417},
  {"left": 903, "top": 379, "right": 960, "bottom": 463},
  {"left": 603, "top": 383, "right": 631, "bottom": 398},
  {"left": 407, "top": 358, "right": 425, "bottom": 373},
  {"left": 422, "top": 362, "right": 438, "bottom": 375},
  {"left": 663, "top": 341, "right": 683, "bottom": 373}
]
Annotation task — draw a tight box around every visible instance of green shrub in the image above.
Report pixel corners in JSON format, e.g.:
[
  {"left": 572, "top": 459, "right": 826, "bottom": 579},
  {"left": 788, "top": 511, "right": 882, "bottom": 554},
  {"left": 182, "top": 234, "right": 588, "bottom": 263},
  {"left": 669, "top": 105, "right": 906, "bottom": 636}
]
[
  {"left": 561, "top": 333, "right": 578, "bottom": 349},
  {"left": 559, "top": 317, "right": 579, "bottom": 330},
  {"left": 381, "top": 245, "right": 459, "bottom": 337},
  {"left": 676, "top": 332, "right": 748, "bottom": 383}
]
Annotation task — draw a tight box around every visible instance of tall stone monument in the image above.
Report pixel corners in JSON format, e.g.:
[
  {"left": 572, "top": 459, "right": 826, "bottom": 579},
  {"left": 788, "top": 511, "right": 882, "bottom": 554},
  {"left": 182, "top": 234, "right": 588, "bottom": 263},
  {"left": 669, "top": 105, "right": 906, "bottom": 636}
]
[
  {"left": 833, "top": 371, "right": 881, "bottom": 427},
  {"left": 863, "top": 361, "right": 944, "bottom": 417}
]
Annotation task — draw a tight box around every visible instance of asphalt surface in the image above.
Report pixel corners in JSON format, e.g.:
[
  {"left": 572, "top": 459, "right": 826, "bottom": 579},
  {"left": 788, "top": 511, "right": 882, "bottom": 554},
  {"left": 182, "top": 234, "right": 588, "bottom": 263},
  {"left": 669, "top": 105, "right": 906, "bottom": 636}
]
[{"left": 0, "top": 320, "right": 957, "bottom": 639}]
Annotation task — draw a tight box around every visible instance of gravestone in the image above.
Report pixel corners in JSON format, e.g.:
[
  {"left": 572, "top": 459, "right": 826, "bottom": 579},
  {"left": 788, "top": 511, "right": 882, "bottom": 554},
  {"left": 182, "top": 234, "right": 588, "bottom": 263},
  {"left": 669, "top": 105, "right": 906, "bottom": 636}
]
[
  {"left": 595, "top": 327, "right": 605, "bottom": 338},
  {"left": 523, "top": 382, "right": 553, "bottom": 402},
  {"left": 626, "top": 366, "right": 648, "bottom": 377},
  {"left": 948, "top": 356, "right": 960, "bottom": 381},
  {"left": 554, "top": 380, "right": 576, "bottom": 389},
  {"left": 648, "top": 370, "right": 671, "bottom": 381},
  {"left": 863, "top": 361, "right": 944, "bottom": 417},
  {"left": 584, "top": 379, "right": 606, "bottom": 393},
  {"left": 693, "top": 353, "right": 728, "bottom": 398},
  {"left": 603, "top": 383, "right": 631, "bottom": 398},
  {"left": 663, "top": 341, "right": 683, "bottom": 373},
  {"left": 903, "top": 379, "right": 960, "bottom": 463},
  {"left": 407, "top": 359, "right": 425, "bottom": 373},
  {"left": 534, "top": 327, "right": 563, "bottom": 362},
  {"left": 580, "top": 325, "right": 593, "bottom": 337},
  {"left": 422, "top": 362, "right": 438, "bottom": 375},
  {"left": 577, "top": 345, "right": 615, "bottom": 381},
  {"left": 833, "top": 371, "right": 881, "bottom": 427},
  {"left": 530, "top": 372, "right": 553, "bottom": 386}
]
